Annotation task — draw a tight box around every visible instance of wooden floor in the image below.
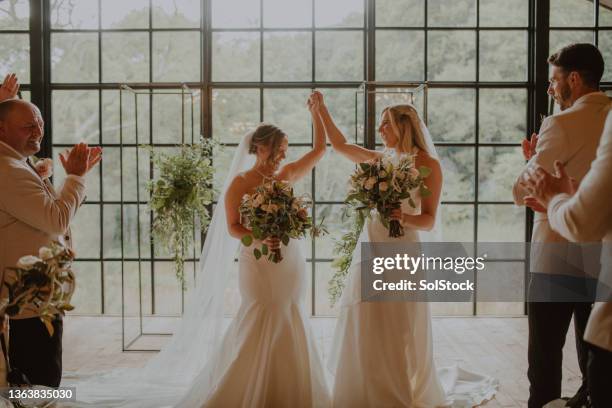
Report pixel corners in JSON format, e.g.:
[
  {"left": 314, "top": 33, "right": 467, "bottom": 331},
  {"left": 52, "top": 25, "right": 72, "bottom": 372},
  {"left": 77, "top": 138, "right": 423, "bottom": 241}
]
[{"left": 63, "top": 316, "right": 582, "bottom": 407}]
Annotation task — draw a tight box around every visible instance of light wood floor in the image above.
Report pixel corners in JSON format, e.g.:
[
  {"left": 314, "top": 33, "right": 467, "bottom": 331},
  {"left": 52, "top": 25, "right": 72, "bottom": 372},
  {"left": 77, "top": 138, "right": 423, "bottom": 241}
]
[{"left": 63, "top": 316, "right": 582, "bottom": 407}]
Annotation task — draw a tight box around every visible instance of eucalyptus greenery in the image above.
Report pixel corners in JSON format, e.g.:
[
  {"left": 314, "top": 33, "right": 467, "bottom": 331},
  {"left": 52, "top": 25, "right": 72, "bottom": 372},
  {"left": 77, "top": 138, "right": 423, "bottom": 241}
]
[
  {"left": 147, "top": 138, "right": 217, "bottom": 284},
  {"left": 328, "top": 206, "right": 366, "bottom": 307}
]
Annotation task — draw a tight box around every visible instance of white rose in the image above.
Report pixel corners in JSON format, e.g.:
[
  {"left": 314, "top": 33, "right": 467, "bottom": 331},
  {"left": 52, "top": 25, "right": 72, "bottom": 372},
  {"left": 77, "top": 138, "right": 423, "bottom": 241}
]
[
  {"left": 39, "top": 247, "right": 54, "bottom": 260},
  {"left": 379, "top": 181, "right": 388, "bottom": 192},
  {"left": 409, "top": 167, "right": 420, "bottom": 179},
  {"left": 17, "top": 255, "right": 42, "bottom": 269}
]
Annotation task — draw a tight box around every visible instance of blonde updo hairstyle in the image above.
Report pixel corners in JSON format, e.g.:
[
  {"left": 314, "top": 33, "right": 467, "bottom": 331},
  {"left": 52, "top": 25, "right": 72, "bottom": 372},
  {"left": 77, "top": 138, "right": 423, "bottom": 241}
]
[
  {"left": 249, "top": 123, "right": 287, "bottom": 165},
  {"left": 382, "top": 104, "right": 432, "bottom": 155}
]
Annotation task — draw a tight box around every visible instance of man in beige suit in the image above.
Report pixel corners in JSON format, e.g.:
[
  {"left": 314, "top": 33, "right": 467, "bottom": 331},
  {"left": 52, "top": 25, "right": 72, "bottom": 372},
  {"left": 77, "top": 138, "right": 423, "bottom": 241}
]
[
  {"left": 512, "top": 43, "right": 609, "bottom": 408},
  {"left": 0, "top": 99, "right": 101, "bottom": 387},
  {"left": 522, "top": 111, "right": 612, "bottom": 408}
]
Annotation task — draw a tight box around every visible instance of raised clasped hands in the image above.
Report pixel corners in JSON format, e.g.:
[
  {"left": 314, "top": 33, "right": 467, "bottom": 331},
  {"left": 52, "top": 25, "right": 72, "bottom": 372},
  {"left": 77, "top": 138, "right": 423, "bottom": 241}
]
[
  {"left": 307, "top": 90, "right": 324, "bottom": 113},
  {"left": 59, "top": 143, "right": 103, "bottom": 177},
  {"left": 520, "top": 160, "right": 577, "bottom": 212}
]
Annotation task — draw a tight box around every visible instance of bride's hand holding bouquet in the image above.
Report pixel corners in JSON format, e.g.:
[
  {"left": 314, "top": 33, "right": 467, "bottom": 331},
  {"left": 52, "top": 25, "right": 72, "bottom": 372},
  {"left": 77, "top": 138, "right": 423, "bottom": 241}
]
[
  {"left": 346, "top": 154, "right": 431, "bottom": 237},
  {"left": 239, "top": 179, "right": 325, "bottom": 263}
]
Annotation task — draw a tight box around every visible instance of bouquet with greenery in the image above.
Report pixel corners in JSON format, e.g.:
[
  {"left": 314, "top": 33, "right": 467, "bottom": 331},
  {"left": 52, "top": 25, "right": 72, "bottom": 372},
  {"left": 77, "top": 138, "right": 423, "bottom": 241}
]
[
  {"left": 147, "top": 138, "right": 216, "bottom": 284},
  {"left": 346, "top": 154, "right": 431, "bottom": 238},
  {"left": 240, "top": 180, "right": 326, "bottom": 263},
  {"left": 2, "top": 241, "right": 76, "bottom": 337}
]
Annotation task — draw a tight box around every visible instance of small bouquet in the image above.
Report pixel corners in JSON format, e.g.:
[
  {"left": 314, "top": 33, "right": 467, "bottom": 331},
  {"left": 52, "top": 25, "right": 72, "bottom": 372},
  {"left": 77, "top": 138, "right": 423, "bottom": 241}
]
[
  {"left": 2, "top": 242, "right": 76, "bottom": 337},
  {"left": 346, "top": 154, "right": 431, "bottom": 238},
  {"left": 240, "top": 180, "right": 326, "bottom": 263}
]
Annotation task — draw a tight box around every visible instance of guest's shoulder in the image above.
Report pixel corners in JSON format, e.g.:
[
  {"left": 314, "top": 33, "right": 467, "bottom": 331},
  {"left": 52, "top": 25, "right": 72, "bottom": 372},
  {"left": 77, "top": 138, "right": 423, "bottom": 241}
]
[{"left": 0, "top": 158, "right": 36, "bottom": 187}]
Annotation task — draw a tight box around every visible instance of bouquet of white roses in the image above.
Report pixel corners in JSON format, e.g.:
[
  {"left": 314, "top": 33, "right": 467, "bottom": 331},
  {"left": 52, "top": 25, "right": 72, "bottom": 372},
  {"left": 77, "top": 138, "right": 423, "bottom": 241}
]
[
  {"left": 240, "top": 180, "right": 326, "bottom": 263},
  {"left": 346, "top": 154, "right": 431, "bottom": 238},
  {"left": 2, "top": 241, "right": 76, "bottom": 337}
]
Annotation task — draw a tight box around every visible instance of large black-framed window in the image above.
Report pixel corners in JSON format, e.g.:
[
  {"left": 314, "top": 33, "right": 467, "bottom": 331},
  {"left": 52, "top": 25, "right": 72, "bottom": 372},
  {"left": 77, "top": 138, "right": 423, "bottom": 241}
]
[{"left": 5, "top": 0, "right": 611, "bottom": 317}]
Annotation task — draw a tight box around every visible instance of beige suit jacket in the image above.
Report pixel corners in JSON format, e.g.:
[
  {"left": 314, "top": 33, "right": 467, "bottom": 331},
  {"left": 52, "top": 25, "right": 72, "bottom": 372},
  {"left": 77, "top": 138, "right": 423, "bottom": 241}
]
[
  {"left": 0, "top": 141, "right": 86, "bottom": 320},
  {"left": 548, "top": 112, "right": 612, "bottom": 352},
  {"left": 513, "top": 92, "right": 611, "bottom": 275}
]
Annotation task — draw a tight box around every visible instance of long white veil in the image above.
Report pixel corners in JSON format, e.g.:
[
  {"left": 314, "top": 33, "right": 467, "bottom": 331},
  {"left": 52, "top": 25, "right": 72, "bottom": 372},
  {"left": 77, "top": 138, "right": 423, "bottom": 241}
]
[{"left": 66, "top": 133, "right": 255, "bottom": 407}]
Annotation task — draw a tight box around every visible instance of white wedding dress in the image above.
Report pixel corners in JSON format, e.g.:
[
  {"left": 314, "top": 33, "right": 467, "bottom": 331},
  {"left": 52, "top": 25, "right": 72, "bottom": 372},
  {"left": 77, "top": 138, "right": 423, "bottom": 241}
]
[
  {"left": 176, "top": 237, "right": 330, "bottom": 407},
  {"left": 329, "top": 149, "right": 498, "bottom": 408}
]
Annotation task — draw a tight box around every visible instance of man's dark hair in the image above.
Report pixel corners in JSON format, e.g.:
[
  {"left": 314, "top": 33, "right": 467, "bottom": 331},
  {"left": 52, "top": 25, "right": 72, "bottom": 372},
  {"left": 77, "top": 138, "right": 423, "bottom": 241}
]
[{"left": 548, "top": 43, "right": 604, "bottom": 88}]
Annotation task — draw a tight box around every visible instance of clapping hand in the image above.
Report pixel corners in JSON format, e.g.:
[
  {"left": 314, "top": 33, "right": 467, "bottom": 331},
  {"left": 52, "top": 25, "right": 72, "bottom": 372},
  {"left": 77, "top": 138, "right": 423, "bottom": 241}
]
[
  {"left": 521, "top": 160, "right": 576, "bottom": 212},
  {"left": 59, "top": 143, "right": 103, "bottom": 177},
  {"left": 521, "top": 133, "right": 538, "bottom": 161},
  {"left": 0, "top": 73, "right": 19, "bottom": 102}
]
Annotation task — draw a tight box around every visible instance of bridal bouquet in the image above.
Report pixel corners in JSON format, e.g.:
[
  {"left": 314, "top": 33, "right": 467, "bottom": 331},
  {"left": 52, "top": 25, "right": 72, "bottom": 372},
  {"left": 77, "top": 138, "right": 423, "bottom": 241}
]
[
  {"left": 346, "top": 154, "right": 431, "bottom": 238},
  {"left": 2, "top": 242, "right": 76, "bottom": 336},
  {"left": 240, "top": 180, "right": 326, "bottom": 263}
]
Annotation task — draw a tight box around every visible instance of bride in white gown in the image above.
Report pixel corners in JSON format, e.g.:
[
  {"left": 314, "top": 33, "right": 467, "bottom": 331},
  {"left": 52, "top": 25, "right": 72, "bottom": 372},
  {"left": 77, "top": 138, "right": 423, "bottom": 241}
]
[
  {"left": 62, "top": 95, "right": 330, "bottom": 407},
  {"left": 313, "top": 91, "right": 498, "bottom": 407}
]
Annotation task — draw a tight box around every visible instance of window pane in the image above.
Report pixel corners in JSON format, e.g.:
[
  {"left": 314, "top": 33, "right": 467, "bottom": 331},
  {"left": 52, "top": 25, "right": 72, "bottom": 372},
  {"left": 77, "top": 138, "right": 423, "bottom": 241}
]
[
  {"left": 479, "top": 31, "right": 528, "bottom": 82},
  {"left": 213, "top": 89, "right": 260, "bottom": 144},
  {"left": 51, "top": 0, "right": 97, "bottom": 29},
  {"left": 478, "top": 204, "right": 525, "bottom": 243},
  {"left": 53, "top": 147, "right": 100, "bottom": 202},
  {"left": 70, "top": 261, "right": 101, "bottom": 314},
  {"left": 102, "top": 33, "right": 149, "bottom": 83},
  {"left": 284, "top": 146, "right": 312, "bottom": 196},
  {"left": 427, "top": 31, "right": 476, "bottom": 81},
  {"left": 263, "top": 89, "right": 312, "bottom": 143},
  {"left": 52, "top": 90, "right": 100, "bottom": 144},
  {"left": 263, "top": 0, "right": 312, "bottom": 28},
  {"left": 153, "top": 32, "right": 200, "bottom": 82},
  {"left": 320, "top": 88, "right": 359, "bottom": 144},
  {"left": 212, "top": 0, "right": 260, "bottom": 28},
  {"left": 102, "top": 205, "right": 151, "bottom": 260},
  {"left": 549, "top": 30, "right": 593, "bottom": 55},
  {"left": 479, "top": 0, "right": 528, "bottom": 27},
  {"left": 152, "top": 0, "right": 200, "bottom": 28},
  {"left": 478, "top": 147, "right": 524, "bottom": 202},
  {"left": 315, "top": 0, "right": 364, "bottom": 28},
  {"left": 428, "top": 0, "right": 476, "bottom": 27},
  {"left": 600, "top": 30, "right": 612, "bottom": 82},
  {"left": 212, "top": 32, "right": 260, "bottom": 81},
  {"left": 102, "top": 147, "right": 150, "bottom": 202},
  {"left": 376, "top": 30, "right": 424, "bottom": 81},
  {"left": 315, "top": 262, "right": 340, "bottom": 316},
  {"left": 479, "top": 89, "right": 527, "bottom": 143},
  {"left": 440, "top": 204, "right": 474, "bottom": 242},
  {"left": 315, "top": 31, "right": 363, "bottom": 81},
  {"left": 102, "top": 90, "right": 150, "bottom": 144},
  {"left": 154, "top": 263, "right": 182, "bottom": 315},
  {"left": 52, "top": 33, "right": 99, "bottom": 83},
  {"left": 0, "top": 0, "right": 29, "bottom": 29},
  {"left": 438, "top": 147, "right": 475, "bottom": 201},
  {"left": 0, "top": 34, "right": 30, "bottom": 83},
  {"left": 104, "top": 261, "right": 152, "bottom": 315},
  {"left": 315, "top": 150, "right": 355, "bottom": 201},
  {"left": 152, "top": 93, "right": 190, "bottom": 144},
  {"left": 71, "top": 204, "right": 101, "bottom": 258},
  {"left": 315, "top": 205, "right": 352, "bottom": 258},
  {"left": 550, "top": 0, "right": 594, "bottom": 27},
  {"left": 101, "top": 0, "right": 149, "bottom": 29},
  {"left": 213, "top": 145, "right": 236, "bottom": 199},
  {"left": 601, "top": 3, "right": 612, "bottom": 26},
  {"left": 263, "top": 32, "right": 312, "bottom": 81},
  {"left": 427, "top": 88, "right": 475, "bottom": 143},
  {"left": 376, "top": 0, "right": 423, "bottom": 27}
]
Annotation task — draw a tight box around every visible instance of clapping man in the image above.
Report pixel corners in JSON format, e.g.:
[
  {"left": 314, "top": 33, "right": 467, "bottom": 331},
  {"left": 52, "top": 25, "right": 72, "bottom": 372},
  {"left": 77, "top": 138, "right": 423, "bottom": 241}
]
[
  {"left": 522, "top": 111, "right": 612, "bottom": 408},
  {"left": 512, "top": 43, "right": 609, "bottom": 408},
  {"left": 0, "top": 98, "right": 101, "bottom": 387}
]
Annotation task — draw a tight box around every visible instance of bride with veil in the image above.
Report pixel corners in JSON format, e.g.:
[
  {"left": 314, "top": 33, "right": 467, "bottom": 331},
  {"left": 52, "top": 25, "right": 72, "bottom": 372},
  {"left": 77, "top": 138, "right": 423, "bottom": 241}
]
[
  {"left": 312, "top": 91, "right": 498, "bottom": 407},
  {"left": 63, "top": 94, "right": 330, "bottom": 407}
]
